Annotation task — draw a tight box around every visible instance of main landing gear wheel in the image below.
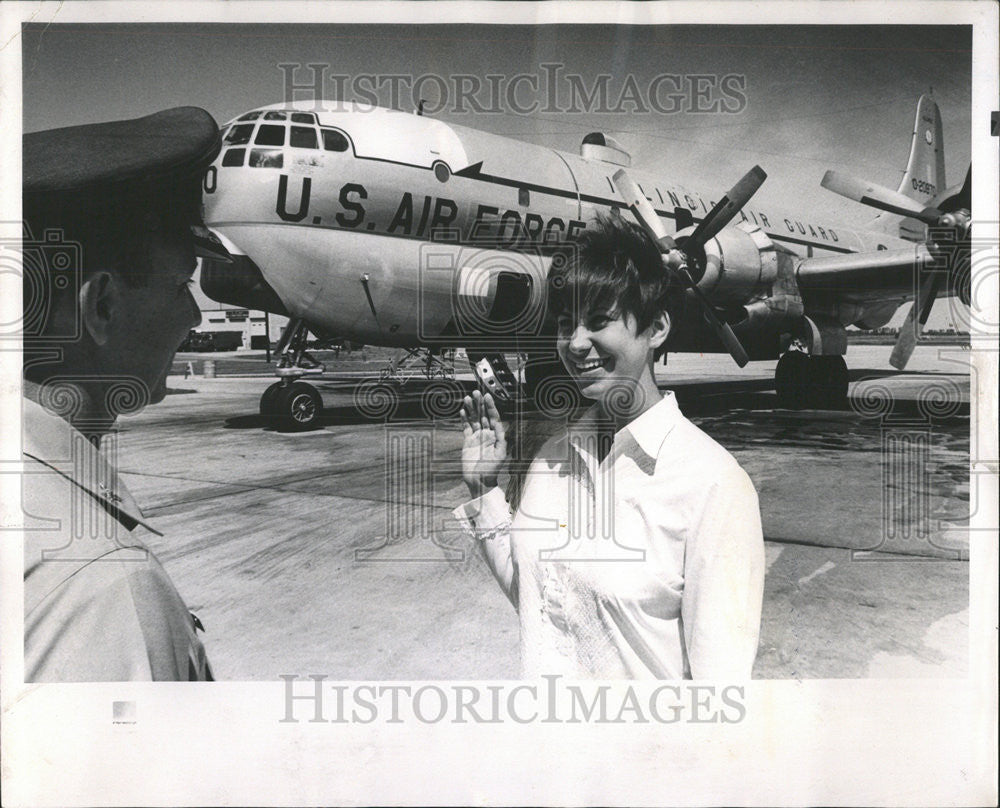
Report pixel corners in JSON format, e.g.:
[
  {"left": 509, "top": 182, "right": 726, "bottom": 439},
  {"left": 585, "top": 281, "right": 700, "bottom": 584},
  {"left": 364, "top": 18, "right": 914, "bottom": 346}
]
[
  {"left": 274, "top": 381, "right": 323, "bottom": 430},
  {"left": 775, "top": 352, "right": 848, "bottom": 410},
  {"left": 818, "top": 355, "right": 849, "bottom": 407},
  {"left": 260, "top": 381, "right": 284, "bottom": 416}
]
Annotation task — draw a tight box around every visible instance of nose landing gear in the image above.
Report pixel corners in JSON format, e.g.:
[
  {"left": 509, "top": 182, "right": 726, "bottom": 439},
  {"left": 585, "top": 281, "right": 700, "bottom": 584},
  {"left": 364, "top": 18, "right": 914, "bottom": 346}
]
[
  {"left": 260, "top": 380, "right": 324, "bottom": 430},
  {"left": 259, "top": 318, "right": 325, "bottom": 430}
]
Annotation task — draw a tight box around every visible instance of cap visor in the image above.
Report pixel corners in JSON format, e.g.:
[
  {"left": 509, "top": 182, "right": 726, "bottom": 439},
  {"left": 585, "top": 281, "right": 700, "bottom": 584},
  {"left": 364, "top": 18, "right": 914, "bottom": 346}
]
[{"left": 191, "top": 225, "right": 234, "bottom": 263}]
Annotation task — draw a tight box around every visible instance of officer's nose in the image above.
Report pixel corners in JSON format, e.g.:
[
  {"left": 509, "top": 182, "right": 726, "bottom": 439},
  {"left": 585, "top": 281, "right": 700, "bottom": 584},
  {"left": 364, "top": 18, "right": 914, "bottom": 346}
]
[{"left": 188, "top": 287, "right": 202, "bottom": 329}]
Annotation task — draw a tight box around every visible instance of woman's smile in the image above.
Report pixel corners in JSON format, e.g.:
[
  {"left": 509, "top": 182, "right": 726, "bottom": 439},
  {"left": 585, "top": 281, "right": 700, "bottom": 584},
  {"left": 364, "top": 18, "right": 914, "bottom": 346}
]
[{"left": 571, "top": 355, "right": 612, "bottom": 374}]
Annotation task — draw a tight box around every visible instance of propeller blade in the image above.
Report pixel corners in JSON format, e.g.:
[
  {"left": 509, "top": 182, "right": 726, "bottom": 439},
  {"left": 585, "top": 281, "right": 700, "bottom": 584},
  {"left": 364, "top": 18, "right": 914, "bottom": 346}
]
[
  {"left": 890, "top": 307, "right": 920, "bottom": 371},
  {"left": 613, "top": 168, "right": 750, "bottom": 368},
  {"left": 932, "top": 165, "right": 972, "bottom": 213},
  {"left": 821, "top": 170, "right": 943, "bottom": 224},
  {"left": 688, "top": 165, "right": 767, "bottom": 246},
  {"left": 683, "top": 276, "right": 750, "bottom": 367},
  {"left": 889, "top": 273, "right": 944, "bottom": 370},
  {"left": 673, "top": 206, "right": 694, "bottom": 231},
  {"left": 956, "top": 165, "right": 971, "bottom": 209},
  {"left": 612, "top": 169, "right": 677, "bottom": 252}
]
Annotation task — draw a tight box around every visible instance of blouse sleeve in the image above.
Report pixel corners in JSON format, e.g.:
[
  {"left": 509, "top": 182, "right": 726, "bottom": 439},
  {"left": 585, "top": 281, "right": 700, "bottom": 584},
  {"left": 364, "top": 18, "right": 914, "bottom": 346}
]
[
  {"left": 681, "top": 466, "right": 765, "bottom": 679},
  {"left": 452, "top": 487, "right": 518, "bottom": 607}
]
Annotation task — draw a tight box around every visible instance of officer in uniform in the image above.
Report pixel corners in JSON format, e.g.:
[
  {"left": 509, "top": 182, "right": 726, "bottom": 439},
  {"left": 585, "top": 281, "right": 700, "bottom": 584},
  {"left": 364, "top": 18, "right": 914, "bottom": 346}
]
[{"left": 21, "top": 107, "right": 232, "bottom": 681}]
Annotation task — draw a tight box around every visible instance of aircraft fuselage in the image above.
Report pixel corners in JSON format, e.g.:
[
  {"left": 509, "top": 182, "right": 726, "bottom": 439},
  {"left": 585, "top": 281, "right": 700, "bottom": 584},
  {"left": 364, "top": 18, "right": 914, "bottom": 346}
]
[{"left": 202, "top": 101, "right": 918, "bottom": 353}]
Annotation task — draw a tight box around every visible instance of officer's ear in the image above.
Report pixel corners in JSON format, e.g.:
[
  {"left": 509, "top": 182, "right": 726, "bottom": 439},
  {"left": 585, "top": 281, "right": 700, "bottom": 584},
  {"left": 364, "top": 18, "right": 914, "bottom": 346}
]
[
  {"left": 79, "top": 271, "right": 118, "bottom": 346},
  {"left": 647, "top": 310, "right": 671, "bottom": 352}
]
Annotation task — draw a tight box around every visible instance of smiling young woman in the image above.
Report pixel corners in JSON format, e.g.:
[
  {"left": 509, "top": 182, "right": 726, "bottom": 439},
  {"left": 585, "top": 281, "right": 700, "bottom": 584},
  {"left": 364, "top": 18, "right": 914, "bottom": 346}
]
[{"left": 455, "top": 215, "right": 765, "bottom": 680}]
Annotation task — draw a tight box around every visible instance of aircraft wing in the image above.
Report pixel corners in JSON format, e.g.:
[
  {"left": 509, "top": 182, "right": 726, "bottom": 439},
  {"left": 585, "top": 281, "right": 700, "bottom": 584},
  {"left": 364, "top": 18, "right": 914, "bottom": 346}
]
[{"left": 795, "top": 243, "right": 936, "bottom": 303}]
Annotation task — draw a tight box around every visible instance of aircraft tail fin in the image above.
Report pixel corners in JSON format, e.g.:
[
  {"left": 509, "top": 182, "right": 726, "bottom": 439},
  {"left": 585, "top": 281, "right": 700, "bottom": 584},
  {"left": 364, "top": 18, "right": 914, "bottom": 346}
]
[{"left": 868, "top": 94, "right": 946, "bottom": 240}]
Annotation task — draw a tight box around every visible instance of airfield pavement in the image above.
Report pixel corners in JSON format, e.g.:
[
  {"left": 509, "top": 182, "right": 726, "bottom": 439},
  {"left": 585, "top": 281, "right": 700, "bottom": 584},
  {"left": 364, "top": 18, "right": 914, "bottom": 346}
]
[{"left": 113, "top": 343, "right": 974, "bottom": 679}]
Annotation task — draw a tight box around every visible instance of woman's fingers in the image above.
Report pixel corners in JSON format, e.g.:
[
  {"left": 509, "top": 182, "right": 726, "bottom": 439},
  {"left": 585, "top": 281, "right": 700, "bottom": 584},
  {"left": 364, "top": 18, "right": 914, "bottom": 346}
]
[
  {"left": 472, "top": 389, "right": 490, "bottom": 430},
  {"left": 478, "top": 391, "right": 493, "bottom": 423},
  {"left": 459, "top": 400, "right": 473, "bottom": 438},
  {"left": 484, "top": 393, "right": 506, "bottom": 443},
  {"left": 464, "top": 390, "right": 506, "bottom": 455},
  {"left": 484, "top": 393, "right": 500, "bottom": 423},
  {"left": 462, "top": 394, "right": 479, "bottom": 433}
]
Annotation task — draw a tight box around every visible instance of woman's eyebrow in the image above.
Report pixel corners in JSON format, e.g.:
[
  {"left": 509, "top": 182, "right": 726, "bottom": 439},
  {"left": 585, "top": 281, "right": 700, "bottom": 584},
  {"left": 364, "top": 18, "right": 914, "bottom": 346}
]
[{"left": 588, "top": 306, "right": 618, "bottom": 318}]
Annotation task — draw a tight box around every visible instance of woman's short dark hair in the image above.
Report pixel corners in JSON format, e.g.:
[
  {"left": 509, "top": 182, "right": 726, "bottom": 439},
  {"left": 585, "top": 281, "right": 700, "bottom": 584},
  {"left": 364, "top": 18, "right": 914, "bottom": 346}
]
[{"left": 546, "top": 213, "right": 686, "bottom": 357}]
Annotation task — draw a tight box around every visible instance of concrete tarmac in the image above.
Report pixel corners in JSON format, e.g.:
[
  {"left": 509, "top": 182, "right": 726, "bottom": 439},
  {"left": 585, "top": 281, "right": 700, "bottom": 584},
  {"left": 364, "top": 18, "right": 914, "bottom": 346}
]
[{"left": 120, "top": 344, "right": 971, "bottom": 679}]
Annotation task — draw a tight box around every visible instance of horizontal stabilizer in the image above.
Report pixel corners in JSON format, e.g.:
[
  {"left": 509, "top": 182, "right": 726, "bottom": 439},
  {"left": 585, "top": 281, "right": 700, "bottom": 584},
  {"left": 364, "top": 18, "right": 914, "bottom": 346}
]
[
  {"left": 821, "top": 170, "right": 942, "bottom": 223},
  {"left": 826, "top": 94, "right": 945, "bottom": 239}
]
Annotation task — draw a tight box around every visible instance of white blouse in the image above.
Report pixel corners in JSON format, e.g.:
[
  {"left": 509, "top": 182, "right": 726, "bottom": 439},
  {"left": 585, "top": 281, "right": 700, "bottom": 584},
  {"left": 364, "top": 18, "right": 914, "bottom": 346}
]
[{"left": 454, "top": 392, "right": 765, "bottom": 679}]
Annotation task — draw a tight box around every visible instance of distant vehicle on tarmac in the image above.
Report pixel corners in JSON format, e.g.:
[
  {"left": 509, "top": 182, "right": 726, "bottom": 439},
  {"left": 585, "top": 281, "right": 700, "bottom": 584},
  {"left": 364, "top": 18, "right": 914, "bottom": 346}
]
[{"left": 179, "top": 330, "right": 243, "bottom": 352}]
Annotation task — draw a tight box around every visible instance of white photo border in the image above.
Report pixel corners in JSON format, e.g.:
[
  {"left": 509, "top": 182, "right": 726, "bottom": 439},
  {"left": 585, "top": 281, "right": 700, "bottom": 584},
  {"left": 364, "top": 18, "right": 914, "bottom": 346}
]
[{"left": 1, "top": 2, "right": 996, "bottom": 806}]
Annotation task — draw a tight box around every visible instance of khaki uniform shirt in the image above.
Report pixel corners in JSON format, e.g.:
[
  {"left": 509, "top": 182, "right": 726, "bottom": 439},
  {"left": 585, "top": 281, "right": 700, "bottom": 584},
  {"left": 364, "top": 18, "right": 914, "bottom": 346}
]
[{"left": 22, "top": 397, "right": 211, "bottom": 681}]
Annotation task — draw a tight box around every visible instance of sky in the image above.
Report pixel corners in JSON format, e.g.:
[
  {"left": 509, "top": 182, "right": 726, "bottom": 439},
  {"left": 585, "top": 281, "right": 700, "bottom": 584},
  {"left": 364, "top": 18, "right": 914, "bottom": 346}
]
[{"left": 20, "top": 22, "right": 974, "bottom": 327}]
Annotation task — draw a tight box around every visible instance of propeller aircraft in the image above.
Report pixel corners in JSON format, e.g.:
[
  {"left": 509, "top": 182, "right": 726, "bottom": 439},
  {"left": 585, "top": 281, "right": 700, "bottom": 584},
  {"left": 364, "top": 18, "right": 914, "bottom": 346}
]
[{"left": 198, "top": 94, "right": 970, "bottom": 428}]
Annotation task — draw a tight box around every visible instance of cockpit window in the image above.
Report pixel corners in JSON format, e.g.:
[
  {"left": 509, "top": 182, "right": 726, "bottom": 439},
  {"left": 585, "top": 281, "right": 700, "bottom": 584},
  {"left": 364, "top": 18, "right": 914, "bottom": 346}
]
[
  {"left": 222, "top": 148, "right": 246, "bottom": 167},
  {"left": 264, "top": 110, "right": 288, "bottom": 121},
  {"left": 237, "top": 110, "right": 262, "bottom": 121},
  {"left": 249, "top": 149, "right": 283, "bottom": 169},
  {"left": 291, "top": 112, "right": 316, "bottom": 124},
  {"left": 321, "top": 129, "right": 350, "bottom": 152},
  {"left": 225, "top": 124, "right": 254, "bottom": 146},
  {"left": 289, "top": 126, "right": 318, "bottom": 149},
  {"left": 255, "top": 125, "right": 286, "bottom": 146}
]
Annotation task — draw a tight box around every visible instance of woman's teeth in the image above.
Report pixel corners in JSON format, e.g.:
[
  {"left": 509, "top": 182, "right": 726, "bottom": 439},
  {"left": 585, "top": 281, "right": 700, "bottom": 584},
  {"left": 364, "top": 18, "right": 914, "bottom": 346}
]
[{"left": 575, "top": 358, "right": 606, "bottom": 372}]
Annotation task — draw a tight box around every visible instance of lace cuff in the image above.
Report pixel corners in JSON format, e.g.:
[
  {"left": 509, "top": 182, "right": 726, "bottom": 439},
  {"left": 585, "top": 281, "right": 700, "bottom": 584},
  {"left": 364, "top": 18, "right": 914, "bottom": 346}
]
[{"left": 452, "top": 487, "right": 512, "bottom": 539}]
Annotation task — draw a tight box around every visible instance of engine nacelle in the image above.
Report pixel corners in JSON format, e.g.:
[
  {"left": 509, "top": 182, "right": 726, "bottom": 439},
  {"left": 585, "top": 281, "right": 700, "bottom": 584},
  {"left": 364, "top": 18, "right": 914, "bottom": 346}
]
[
  {"left": 692, "top": 222, "right": 778, "bottom": 305},
  {"left": 741, "top": 294, "right": 804, "bottom": 331}
]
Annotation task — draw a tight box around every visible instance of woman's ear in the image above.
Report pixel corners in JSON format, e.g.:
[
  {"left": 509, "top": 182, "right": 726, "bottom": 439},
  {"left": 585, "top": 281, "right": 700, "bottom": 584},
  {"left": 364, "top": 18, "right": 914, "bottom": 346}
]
[
  {"left": 79, "top": 271, "right": 116, "bottom": 346},
  {"left": 648, "top": 310, "right": 671, "bottom": 351}
]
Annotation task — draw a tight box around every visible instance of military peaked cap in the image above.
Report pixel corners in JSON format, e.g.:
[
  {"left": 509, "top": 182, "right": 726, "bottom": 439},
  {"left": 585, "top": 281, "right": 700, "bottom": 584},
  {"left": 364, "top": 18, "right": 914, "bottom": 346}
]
[
  {"left": 24, "top": 106, "right": 219, "bottom": 198},
  {"left": 23, "top": 107, "right": 231, "bottom": 261}
]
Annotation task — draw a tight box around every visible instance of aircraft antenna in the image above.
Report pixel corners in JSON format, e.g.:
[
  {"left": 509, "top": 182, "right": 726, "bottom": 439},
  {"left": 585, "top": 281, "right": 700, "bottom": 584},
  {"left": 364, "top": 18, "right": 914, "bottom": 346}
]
[{"left": 359, "top": 274, "right": 384, "bottom": 331}]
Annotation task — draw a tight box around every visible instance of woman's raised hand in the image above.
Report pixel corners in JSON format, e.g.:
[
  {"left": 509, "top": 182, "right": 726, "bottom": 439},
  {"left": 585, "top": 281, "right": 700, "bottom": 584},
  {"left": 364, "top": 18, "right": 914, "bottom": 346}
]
[{"left": 459, "top": 390, "right": 507, "bottom": 499}]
